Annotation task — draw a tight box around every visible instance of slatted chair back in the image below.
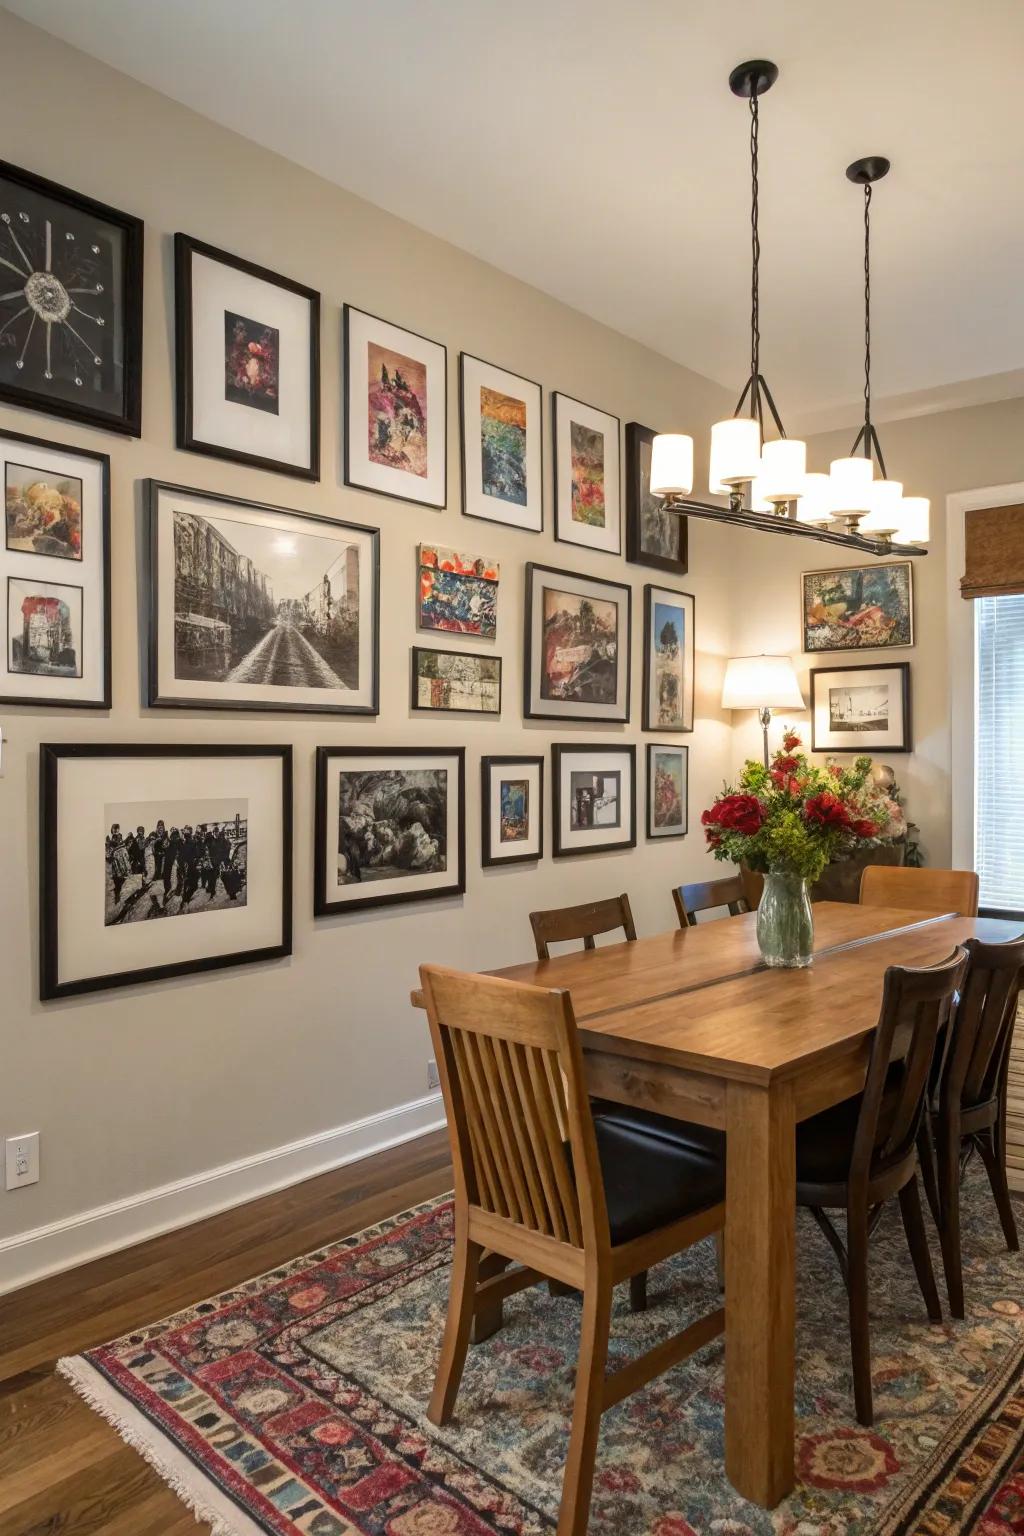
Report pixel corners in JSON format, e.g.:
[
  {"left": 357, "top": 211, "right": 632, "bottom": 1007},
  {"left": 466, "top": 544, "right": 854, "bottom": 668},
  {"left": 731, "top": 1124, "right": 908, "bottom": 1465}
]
[
  {"left": 420, "top": 963, "right": 609, "bottom": 1254},
  {"left": 672, "top": 876, "right": 749, "bottom": 928},
  {"left": 859, "top": 864, "right": 980, "bottom": 917},
  {"left": 529, "top": 893, "right": 637, "bottom": 961},
  {"left": 944, "top": 934, "right": 1024, "bottom": 1111},
  {"left": 851, "top": 948, "right": 970, "bottom": 1191}
]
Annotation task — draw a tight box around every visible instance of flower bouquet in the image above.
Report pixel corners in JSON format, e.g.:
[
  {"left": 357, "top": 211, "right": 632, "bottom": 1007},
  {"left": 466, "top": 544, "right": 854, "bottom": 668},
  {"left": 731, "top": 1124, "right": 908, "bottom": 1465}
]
[{"left": 701, "top": 732, "right": 887, "bottom": 967}]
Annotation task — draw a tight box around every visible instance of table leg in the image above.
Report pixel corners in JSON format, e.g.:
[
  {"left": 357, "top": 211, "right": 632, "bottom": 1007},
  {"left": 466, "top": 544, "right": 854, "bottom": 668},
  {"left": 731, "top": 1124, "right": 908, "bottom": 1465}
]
[{"left": 724, "top": 1077, "right": 796, "bottom": 1507}]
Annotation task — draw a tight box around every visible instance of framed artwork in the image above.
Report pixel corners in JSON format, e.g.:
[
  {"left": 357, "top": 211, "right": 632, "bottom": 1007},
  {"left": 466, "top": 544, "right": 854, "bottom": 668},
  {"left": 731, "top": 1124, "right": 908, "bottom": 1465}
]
[
  {"left": 314, "top": 747, "right": 465, "bottom": 916},
  {"left": 646, "top": 743, "right": 689, "bottom": 839},
  {"left": 0, "top": 160, "right": 143, "bottom": 436},
  {"left": 481, "top": 755, "right": 544, "bottom": 866},
  {"left": 343, "top": 304, "right": 446, "bottom": 508},
  {"left": 2, "top": 429, "right": 110, "bottom": 707},
  {"left": 39, "top": 743, "right": 292, "bottom": 999},
  {"left": 802, "top": 561, "right": 914, "bottom": 652},
  {"left": 459, "top": 353, "right": 543, "bottom": 532},
  {"left": 810, "top": 662, "right": 911, "bottom": 753},
  {"left": 523, "top": 562, "right": 631, "bottom": 723},
  {"left": 146, "top": 480, "right": 379, "bottom": 715},
  {"left": 175, "top": 234, "right": 320, "bottom": 480},
  {"left": 552, "top": 391, "right": 621, "bottom": 554},
  {"left": 411, "top": 647, "right": 501, "bottom": 714},
  {"left": 642, "top": 583, "right": 695, "bottom": 732},
  {"left": 625, "top": 421, "right": 688, "bottom": 574},
  {"left": 418, "top": 544, "right": 499, "bottom": 637},
  {"left": 552, "top": 743, "right": 636, "bottom": 858}
]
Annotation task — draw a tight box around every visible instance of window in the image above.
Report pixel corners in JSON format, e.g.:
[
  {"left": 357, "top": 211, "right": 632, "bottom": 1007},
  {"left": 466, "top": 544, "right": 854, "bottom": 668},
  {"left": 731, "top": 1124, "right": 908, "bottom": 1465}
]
[{"left": 975, "top": 593, "right": 1024, "bottom": 913}]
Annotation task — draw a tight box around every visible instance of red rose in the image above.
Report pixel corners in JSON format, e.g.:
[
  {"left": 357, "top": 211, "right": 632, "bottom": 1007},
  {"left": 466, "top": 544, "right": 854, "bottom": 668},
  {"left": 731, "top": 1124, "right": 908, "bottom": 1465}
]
[
  {"left": 773, "top": 754, "right": 800, "bottom": 775},
  {"left": 852, "top": 818, "right": 878, "bottom": 838},
  {"left": 703, "top": 793, "right": 765, "bottom": 836},
  {"left": 804, "top": 791, "right": 852, "bottom": 830},
  {"left": 829, "top": 763, "right": 844, "bottom": 778},
  {"left": 783, "top": 731, "right": 801, "bottom": 751}
]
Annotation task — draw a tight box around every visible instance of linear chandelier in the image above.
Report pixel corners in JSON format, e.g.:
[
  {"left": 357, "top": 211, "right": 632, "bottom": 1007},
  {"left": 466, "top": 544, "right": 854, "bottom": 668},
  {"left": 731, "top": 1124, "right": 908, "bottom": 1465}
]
[{"left": 649, "top": 60, "right": 928, "bottom": 559}]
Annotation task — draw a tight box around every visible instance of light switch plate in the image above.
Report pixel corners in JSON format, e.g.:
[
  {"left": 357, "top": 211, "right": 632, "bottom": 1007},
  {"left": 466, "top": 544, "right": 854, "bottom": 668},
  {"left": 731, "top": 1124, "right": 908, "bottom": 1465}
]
[{"left": 5, "top": 1132, "right": 40, "bottom": 1190}]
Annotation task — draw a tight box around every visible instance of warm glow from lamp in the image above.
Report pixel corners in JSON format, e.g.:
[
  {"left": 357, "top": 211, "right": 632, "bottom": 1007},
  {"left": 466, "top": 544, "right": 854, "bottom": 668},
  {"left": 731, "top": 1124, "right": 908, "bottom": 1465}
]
[
  {"left": 749, "top": 473, "right": 772, "bottom": 513},
  {"left": 795, "top": 471, "right": 832, "bottom": 525},
  {"left": 895, "top": 495, "right": 930, "bottom": 545},
  {"left": 859, "top": 478, "right": 903, "bottom": 535},
  {"left": 649, "top": 433, "right": 694, "bottom": 497},
  {"left": 710, "top": 417, "right": 761, "bottom": 486},
  {"left": 829, "top": 455, "right": 874, "bottom": 515},
  {"left": 721, "top": 654, "right": 805, "bottom": 711},
  {"left": 758, "top": 437, "right": 807, "bottom": 503}
]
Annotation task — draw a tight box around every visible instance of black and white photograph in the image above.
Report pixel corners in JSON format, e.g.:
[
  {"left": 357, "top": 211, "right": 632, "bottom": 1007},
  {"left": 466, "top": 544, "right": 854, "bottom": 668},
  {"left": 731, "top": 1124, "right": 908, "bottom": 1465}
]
[
  {"left": 315, "top": 747, "right": 465, "bottom": 915},
  {"left": 175, "top": 234, "right": 319, "bottom": 478},
  {"left": 481, "top": 755, "right": 544, "bottom": 867},
  {"left": 147, "top": 481, "right": 379, "bottom": 714},
  {"left": 523, "top": 562, "right": 631, "bottom": 723},
  {"left": 39, "top": 744, "right": 292, "bottom": 999},
  {"left": 0, "top": 159, "right": 143, "bottom": 435},
  {"left": 552, "top": 743, "right": 636, "bottom": 858},
  {"left": 0, "top": 429, "right": 109, "bottom": 707},
  {"left": 625, "top": 422, "right": 688, "bottom": 574},
  {"left": 810, "top": 662, "right": 911, "bottom": 753},
  {"left": 104, "top": 800, "right": 247, "bottom": 926}
]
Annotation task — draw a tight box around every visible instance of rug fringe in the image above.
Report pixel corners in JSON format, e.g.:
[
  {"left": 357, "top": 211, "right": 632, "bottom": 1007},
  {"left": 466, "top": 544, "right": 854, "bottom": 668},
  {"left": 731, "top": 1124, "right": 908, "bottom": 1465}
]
[{"left": 57, "top": 1355, "right": 261, "bottom": 1535}]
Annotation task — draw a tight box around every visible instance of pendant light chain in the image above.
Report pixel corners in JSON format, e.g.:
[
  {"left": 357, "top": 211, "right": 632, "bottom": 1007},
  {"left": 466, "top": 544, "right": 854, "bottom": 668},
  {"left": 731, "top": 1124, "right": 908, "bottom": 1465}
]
[
  {"left": 862, "top": 181, "right": 872, "bottom": 448},
  {"left": 749, "top": 88, "right": 762, "bottom": 430}
]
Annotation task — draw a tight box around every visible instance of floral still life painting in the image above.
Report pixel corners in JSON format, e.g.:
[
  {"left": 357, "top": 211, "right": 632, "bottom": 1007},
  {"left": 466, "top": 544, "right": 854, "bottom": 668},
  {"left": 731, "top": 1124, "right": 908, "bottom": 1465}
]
[
  {"left": 570, "top": 419, "right": 605, "bottom": 526},
  {"left": 802, "top": 561, "right": 914, "bottom": 652},
  {"left": 5, "top": 459, "right": 82, "bottom": 558},
  {"left": 224, "top": 310, "right": 279, "bottom": 414},
  {"left": 418, "top": 544, "right": 499, "bottom": 637}
]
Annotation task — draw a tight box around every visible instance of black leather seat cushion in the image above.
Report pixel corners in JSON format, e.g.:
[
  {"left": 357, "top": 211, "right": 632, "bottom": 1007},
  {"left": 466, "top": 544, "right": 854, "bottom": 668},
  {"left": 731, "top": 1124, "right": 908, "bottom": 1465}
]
[
  {"left": 796, "top": 1093, "right": 865, "bottom": 1187},
  {"left": 591, "top": 1100, "right": 726, "bottom": 1159},
  {"left": 570, "top": 1119, "right": 724, "bottom": 1247}
]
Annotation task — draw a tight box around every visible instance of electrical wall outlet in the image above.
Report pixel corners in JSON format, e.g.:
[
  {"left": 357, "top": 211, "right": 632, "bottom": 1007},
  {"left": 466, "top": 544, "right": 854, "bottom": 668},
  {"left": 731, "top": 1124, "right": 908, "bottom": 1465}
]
[
  {"left": 5, "top": 1132, "right": 40, "bottom": 1190},
  {"left": 427, "top": 1059, "right": 441, "bottom": 1091}
]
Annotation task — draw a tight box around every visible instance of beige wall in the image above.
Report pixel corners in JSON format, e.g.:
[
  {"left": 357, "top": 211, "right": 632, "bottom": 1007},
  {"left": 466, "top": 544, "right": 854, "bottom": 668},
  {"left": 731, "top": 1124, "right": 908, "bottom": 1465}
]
[
  {"left": 729, "top": 397, "right": 1024, "bottom": 865},
  {"left": 0, "top": 12, "right": 739, "bottom": 1269}
]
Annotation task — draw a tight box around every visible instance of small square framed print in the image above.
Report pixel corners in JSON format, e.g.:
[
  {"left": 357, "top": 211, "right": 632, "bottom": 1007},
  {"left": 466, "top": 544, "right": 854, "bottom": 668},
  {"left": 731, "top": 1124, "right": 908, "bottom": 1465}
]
[
  {"left": 460, "top": 353, "right": 543, "bottom": 532},
  {"left": 810, "top": 662, "right": 911, "bottom": 752},
  {"left": 625, "top": 422, "right": 687, "bottom": 574},
  {"left": 552, "top": 743, "right": 636, "bottom": 858},
  {"left": 481, "top": 755, "right": 544, "bottom": 866},
  {"left": 175, "top": 234, "right": 320, "bottom": 479},
  {"left": 646, "top": 743, "right": 688, "bottom": 839},
  {"left": 552, "top": 391, "right": 620, "bottom": 554},
  {"left": 344, "top": 305, "right": 447, "bottom": 509}
]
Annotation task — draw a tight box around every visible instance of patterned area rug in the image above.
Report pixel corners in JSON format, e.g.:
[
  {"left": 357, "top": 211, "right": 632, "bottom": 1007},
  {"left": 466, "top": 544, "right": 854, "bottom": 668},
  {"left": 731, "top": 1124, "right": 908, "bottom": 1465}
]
[{"left": 60, "top": 1168, "right": 1024, "bottom": 1536}]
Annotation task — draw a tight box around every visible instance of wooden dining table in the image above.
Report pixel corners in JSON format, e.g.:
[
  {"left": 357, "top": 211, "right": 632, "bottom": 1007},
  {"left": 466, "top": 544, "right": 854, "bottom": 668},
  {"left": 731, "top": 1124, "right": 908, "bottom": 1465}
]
[{"left": 410, "top": 900, "right": 1024, "bottom": 1509}]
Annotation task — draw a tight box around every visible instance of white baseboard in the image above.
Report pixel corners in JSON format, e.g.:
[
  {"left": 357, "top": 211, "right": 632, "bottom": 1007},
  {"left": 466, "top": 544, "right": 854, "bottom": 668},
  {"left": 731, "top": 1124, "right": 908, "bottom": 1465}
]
[{"left": 0, "top": 1091, "right": 446, "bottom": 1297}]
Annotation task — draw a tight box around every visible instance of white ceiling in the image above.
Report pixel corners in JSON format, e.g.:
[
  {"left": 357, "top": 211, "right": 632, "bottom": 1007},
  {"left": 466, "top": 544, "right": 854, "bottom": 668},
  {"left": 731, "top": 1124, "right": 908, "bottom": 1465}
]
[{"left": 9, "top": 0, "right": 1024, "bottom": 430}]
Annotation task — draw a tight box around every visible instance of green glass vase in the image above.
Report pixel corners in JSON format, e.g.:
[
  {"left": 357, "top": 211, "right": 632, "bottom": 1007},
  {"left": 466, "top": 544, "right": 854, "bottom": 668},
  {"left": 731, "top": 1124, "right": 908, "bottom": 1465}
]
[{"left": 756, "top": 870, "right": 814, "bottom": 969}]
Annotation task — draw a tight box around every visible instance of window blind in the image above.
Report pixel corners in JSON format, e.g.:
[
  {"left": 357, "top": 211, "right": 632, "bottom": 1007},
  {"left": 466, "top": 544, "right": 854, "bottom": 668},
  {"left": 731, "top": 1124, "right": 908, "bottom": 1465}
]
[
  {"left": 961, "top": 504, "right": 1024, "bottom": 598},
  {"left": 975, "top": 594, "right": 1024, "bottom": 912}
]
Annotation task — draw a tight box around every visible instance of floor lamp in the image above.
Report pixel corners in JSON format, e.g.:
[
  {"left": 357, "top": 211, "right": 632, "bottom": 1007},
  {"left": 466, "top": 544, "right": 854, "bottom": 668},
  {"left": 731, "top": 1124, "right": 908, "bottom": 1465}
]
[{"left": 721, "top": 654, "right": 805, "bottom": 767}]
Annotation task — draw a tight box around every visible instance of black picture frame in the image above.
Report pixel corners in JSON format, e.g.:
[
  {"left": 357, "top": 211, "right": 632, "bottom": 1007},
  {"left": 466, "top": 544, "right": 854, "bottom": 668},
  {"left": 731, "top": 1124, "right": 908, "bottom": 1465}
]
[
  {"left": 481, "top": 754, "right": 544, "bottom": 867},
  {"left": 459, "top": 351, "right": 543, "bottom": 533},
  {"left": 809, "top": 661, "right": 912, "bottom": 753},
  {"left": 146, "top": 479, "right": 380, "bottom": 715},
  {"left": 646, "top": 742, "right": 689, "bottom": 840},
  {"left": 174, "top": 232, "right": 320, "bottom": 481},
  {"left": 523, "top": 561, "right": 632, "bottom": 724},
  {"left": 410, "top": 646, "right": 502, "bottom": 715},
  {"left": 801, "top": 560, "right": 915, "bottom": 653},
  {"left": 39, "top": 743, "right": 293, "bottom": 1000},
  {"left": 1, "top": 427, "right": 111, "bottom": 708},
  {"left": 552, "top": 391, "right": 621, "bottom": 555},
  {"left": 343, "top": 304, "right": 448, "bottom": 510},
  {"left": 552, "top": 743, "right": 637, "bottom": 858},
  {"left": 642, "top": 583, "right": 696, "bottom": 732},
  {"left": 625, "top": 421, "right": 688, "bottom": 574},
  {"left": 0, "top": 159, "right": 144, "bottom": 436},
  {"left": 314, "top": 745, "right": 466, "bottom": 916}
]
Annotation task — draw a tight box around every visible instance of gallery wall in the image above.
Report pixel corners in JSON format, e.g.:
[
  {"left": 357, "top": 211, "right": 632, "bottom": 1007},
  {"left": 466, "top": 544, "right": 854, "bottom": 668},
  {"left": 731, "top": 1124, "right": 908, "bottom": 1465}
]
[{"left": 0, "top": 10, "right": 742, "bottom": 1284}]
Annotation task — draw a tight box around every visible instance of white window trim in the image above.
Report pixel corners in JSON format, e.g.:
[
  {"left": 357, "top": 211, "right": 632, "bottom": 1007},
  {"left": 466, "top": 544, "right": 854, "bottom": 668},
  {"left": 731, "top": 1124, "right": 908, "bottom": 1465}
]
[{"left": 946, "top": 480, "right": 1024, "bottom": 874}]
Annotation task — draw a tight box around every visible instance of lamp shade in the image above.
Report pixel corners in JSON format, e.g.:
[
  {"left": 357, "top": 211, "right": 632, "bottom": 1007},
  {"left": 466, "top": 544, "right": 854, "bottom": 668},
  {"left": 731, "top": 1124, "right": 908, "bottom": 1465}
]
[
  {"left": 721, "top": 653, "right": 804, "bottom": 711},
  {"left": 649, "top": 433, "right": 694, "bottom": 497},
  {"left": 748, "top": 472, "right": 773, "bottom": 513},
  {"left": 895, "top": 495, "right": 930, "bottom": 545},
  {"left": 829, "top": 455, "right": 874, "bottom": 515},
  {"left": 795, "top": 470, "right": 832, "bottom": 525},
  {"left": 758, "top": 437, "right": 807, "bottom": 503},
  {"left": 710, "top": 417, "right": 761, "bottom": 486},
  {"left": 859, "top": 478, "right": 903, "bottom": 535}
]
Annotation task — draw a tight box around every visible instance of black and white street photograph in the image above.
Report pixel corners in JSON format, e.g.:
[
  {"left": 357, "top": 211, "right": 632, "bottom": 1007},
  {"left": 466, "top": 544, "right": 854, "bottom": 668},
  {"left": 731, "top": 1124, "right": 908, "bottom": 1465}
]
[{"left": 104, "top": 798, "right": 248, "bottom": 924}]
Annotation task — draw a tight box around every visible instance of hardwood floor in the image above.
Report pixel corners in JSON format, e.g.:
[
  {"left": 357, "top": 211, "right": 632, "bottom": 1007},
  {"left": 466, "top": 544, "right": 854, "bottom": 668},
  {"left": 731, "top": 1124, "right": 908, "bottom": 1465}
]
[{"left": 0, "top": 1129, "right": 453, "bottom": 1536}]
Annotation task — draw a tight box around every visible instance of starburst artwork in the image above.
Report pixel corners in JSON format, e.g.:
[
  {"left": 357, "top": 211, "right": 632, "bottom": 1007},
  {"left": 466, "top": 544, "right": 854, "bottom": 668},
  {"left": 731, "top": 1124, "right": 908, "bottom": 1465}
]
[{"left": 0, "top": 162, "right": 143, "bottom": 434}]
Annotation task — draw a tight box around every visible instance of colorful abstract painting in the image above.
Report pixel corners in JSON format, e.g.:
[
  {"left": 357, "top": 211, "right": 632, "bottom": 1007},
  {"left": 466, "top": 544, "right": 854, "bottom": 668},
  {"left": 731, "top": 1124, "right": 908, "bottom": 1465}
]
[
  {"left": 367, "top": 342, "right": 428, "bottom": 478},
  {"left": 7, "top": 577, "right": 82, "bottom": 677},
  {"left": 570, "top": 419, "right": 605, "bottom": 526},
  {"left": 652, "top": 598, "right": 685, "bottom": 727},
  {"left": 5, "top": 461, "right": 83, "bottom": 559},
  {"left": 418, "top": 544, "right": 499, "bottom": 637},
  {"left": 541, "top": 586, "right": 618, "bottom": 705},
  {"left": 802, "top": 562, "right": 913, "bottom": 652},
  {"left": 653, "top": 750, "right": 684, "bottom": 829},
  {"left": 413, "top": 648, "right": 500, "bottom": 713},
  {"left": 224, "top": 311, "right": 279, "bottom": 415},
  {"left": 500, "top": 778, "right": 529, "bottom": 842},
  {"left": 480, "top": 385, "right": 527, "bottom": 505}
]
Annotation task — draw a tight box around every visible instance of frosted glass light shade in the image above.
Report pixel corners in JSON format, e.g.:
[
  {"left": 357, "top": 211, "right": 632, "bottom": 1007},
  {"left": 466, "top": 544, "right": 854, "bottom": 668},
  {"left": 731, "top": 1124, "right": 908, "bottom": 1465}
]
[
  {"left": 758, "top": 437, "right": 807, "bottom": 503},
  {"left": 749, "top": 473, "right": 773, "bottom": 513},
  {"left": 710, "top": 417, "right": 761, "bottom": 486},
  {"left": 795, "top": 471, "right": 833, "bottom": 525},
  {"left": 649, "top": 433, "right": 694, "bottom": 497},
  {"left": 829, "top": 455, "right": 874, "bottom": 515},
  {"left": 721, "top": 654, "right": 805, "bottom": 711},
  {"left": 895, "top": 495, "right": 930, "bottom": 545},
  {"left": 859, "top": 478, "right": 904, "bottom": 535}
]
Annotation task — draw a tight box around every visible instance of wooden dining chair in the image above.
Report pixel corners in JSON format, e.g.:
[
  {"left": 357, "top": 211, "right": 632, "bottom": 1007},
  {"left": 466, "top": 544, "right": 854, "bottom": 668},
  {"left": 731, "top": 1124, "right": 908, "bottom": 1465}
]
[
  {"left": 917, "top": 934, "right": 1024, "bottom": 1317},
  {"left": 859, "top": 864, "right": 980, "bottom": 916},
  {"left": 793, "top": 946, "right": 969, "bottom": 1426},
  {"left": 529, "top": 893, "right": 637, "bottom": 960},
  {"left": 420, "top": 962, "right": 725, "bottom": 1536},
  {"left": 672, "top": 875, "right": 750, "bottom": 928}
]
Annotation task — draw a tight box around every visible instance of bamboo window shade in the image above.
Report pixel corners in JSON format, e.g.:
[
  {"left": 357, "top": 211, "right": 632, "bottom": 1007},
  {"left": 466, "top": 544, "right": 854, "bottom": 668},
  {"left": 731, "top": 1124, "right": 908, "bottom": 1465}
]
[{"left": 960, "top": 504, "right": 1024, "bottom": 599}]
